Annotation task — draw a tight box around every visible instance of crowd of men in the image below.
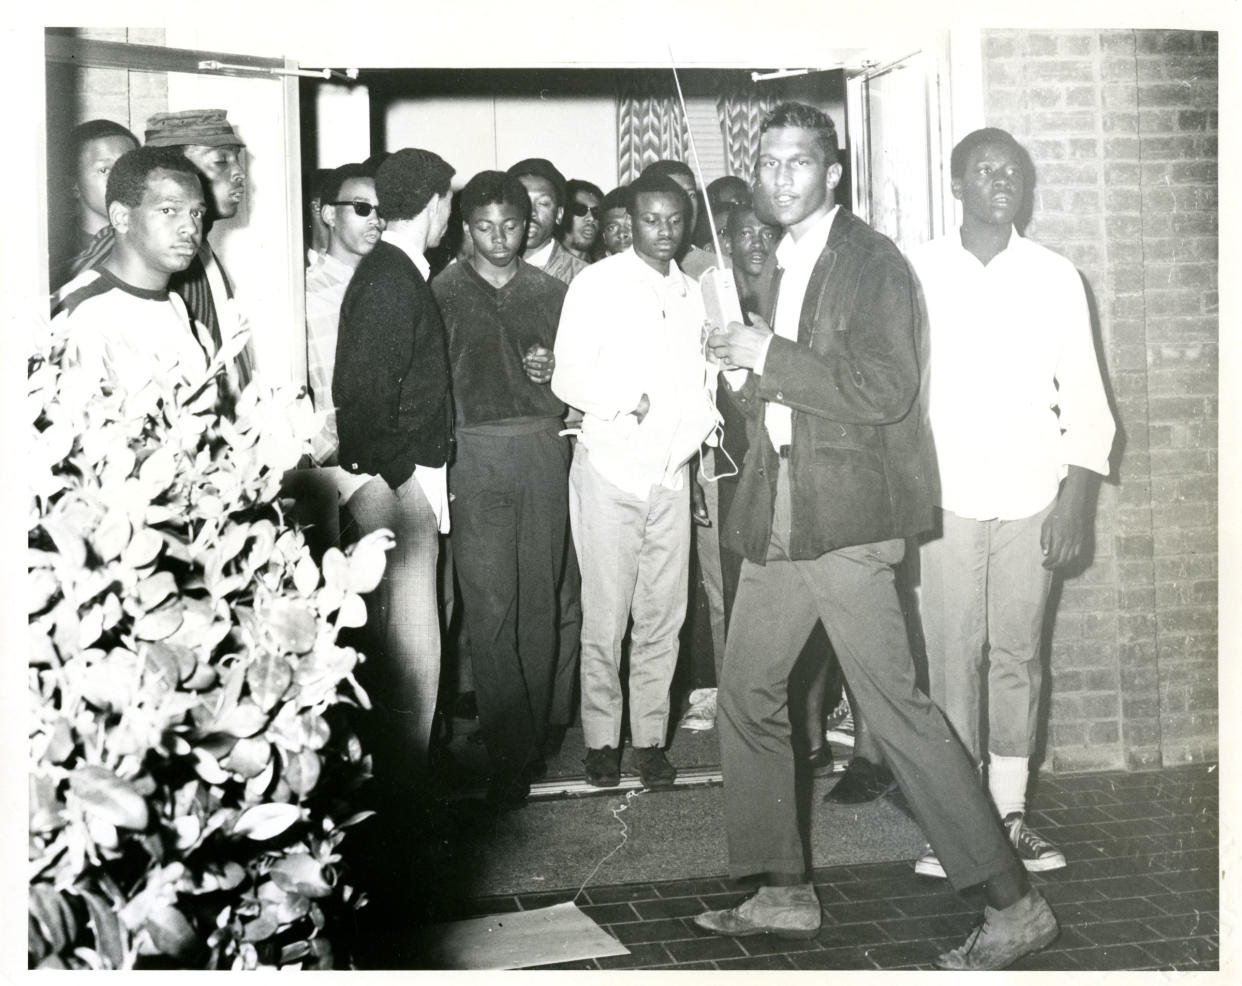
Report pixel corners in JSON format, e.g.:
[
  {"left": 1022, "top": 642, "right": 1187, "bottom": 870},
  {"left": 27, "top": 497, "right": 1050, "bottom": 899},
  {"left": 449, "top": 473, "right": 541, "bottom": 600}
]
[{"left": 49, "top": 99, "right": 1116, "bottom": 970}]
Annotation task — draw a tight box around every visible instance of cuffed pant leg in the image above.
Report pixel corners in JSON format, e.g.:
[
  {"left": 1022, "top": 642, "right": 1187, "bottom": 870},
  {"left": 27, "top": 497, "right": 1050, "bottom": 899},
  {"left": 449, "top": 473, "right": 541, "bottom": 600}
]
[
  {"left": 343, "top": 475, "right": 441, "bottom": 783},
  {"left": 628, "top": 478, "right": 691, "bottom": 748},
  {"left": 919, "top": 508, "right": 989, "bottom": 763},
  {"left": 570, "top": 448, "right": 643, "bottom": 750},
  {"left": 807, "top": 539, "right": 1013, "bottom": 891},
  {"left": 986, "top": 503, "right": 1055, "bottom": 757}
]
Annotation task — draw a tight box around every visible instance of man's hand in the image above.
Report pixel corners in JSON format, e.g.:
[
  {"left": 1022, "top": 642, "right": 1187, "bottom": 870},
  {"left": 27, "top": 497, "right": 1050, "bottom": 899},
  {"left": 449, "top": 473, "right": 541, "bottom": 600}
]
[
  {"left": 631, "top": 392, "right": 651, "bottom": 424},
  {"left": 1040, "top": 467, "right": 1095, "bottom": 571},
  {"left": 691, "top": 474, "right": 711, "bottom": 527},
  {"left": 523, "top": 344, "right": 555, "bottom": 384},
  {"left": 708, "top": 314, "right": 773, "bottom": 371}
]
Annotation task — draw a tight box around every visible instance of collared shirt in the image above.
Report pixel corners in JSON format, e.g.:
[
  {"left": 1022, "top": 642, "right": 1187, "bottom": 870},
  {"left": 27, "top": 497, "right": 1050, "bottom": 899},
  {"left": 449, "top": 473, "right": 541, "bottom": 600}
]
[
  {"left": 525, "top": 238, "right": 556, "bottom": 269},
  {"left": 756, "top": 206, "right": 839, "bottom": 449},
  {"left": 908, "top": 229, "right": 1115, "bottom": 520},
  {"left": 369, "top": 227, "right": 450, "bottom": 533},
  {"left": 305, "top": 251, "right": 357, "bottom": 464},
  {"left": 552, "top": 247, "right": 718, "bottom": 499}
]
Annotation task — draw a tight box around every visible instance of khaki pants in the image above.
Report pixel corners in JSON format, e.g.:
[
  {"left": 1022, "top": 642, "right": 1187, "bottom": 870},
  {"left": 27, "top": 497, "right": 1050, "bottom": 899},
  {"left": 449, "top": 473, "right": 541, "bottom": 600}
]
[
  {"left": 919, "top": 503, "right": 1055, "bottom": 761},
  {"left": 569, "top": 447, "right": 690, "bottom": 750}
]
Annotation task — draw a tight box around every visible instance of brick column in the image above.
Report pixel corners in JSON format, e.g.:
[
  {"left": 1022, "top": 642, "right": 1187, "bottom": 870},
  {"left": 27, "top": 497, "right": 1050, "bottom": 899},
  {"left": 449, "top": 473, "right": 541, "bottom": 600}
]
[{"left": 980, "top": 29, "right": 1218, "bottom": 772}]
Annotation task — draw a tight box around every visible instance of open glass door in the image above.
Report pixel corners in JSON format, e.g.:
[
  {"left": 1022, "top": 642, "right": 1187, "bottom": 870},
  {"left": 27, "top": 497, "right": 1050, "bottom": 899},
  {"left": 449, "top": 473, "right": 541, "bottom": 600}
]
[
  {"left": 846, "top": 48, "right": 950, "bottom": 254},
  {"left": 44, "top": 31, "right": 307, "bottom": 386}
]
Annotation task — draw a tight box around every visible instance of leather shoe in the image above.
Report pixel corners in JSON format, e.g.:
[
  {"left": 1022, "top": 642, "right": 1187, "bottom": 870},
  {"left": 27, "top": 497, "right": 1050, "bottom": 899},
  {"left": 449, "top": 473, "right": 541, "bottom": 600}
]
[
  {"left": 935, "top": 888, "right": 1058, "bottom": 970},
  {"left": 694, "top": 883, "right": 822, "bottom": 940},
  {"left": 630, "top": 746, "right": 677, "bottom": 789},
  {"left": 805, "top": 745, "right": 834, "bottom": 777},
  {"left": 823, "top": 756, "right": 895, "bottom": 804},
  {"left": 584, "top": 746, "right": 621, "bottom": 787}
]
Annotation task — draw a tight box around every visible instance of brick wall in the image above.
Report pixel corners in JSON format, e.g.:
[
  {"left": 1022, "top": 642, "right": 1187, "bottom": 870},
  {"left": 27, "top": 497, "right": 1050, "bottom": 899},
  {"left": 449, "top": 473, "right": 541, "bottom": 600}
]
[{"left": 980, "top": 29, "right": 1218, "bottom": 772}]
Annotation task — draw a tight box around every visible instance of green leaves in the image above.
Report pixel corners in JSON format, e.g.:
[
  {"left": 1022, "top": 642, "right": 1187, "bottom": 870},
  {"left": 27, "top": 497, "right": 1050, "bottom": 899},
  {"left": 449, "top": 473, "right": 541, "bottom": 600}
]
[
  {"left": 69, "top": 766, "right": 150, "bottom": 831},
  {"left": 231, "top": 803, "right": 303, "bottom": 841},
  {"left": 29, "top": 321, "right": 375, "bottom": 970}
]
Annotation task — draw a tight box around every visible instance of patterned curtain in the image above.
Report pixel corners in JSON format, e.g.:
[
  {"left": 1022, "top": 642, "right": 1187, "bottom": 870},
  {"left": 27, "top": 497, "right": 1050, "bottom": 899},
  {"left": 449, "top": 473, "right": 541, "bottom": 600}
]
[
  {"left": 717, "top": 84, "right": 780, "bottom": 180},
  {"left": 616, "top": 73, "right": 690, "bottom": 183}
]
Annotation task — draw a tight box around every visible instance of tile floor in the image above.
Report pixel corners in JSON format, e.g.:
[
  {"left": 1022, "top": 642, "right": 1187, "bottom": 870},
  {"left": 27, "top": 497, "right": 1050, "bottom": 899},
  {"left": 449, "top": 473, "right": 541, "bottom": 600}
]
[{"left": 444, "top": 763, "right": 1219, "bottom": 971}]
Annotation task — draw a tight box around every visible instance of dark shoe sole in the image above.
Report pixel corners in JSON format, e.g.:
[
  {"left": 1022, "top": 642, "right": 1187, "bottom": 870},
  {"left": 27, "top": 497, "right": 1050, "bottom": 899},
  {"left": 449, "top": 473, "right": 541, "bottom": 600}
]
[{"left": 585, "top": 776, "right": 622, "bottom": 788}]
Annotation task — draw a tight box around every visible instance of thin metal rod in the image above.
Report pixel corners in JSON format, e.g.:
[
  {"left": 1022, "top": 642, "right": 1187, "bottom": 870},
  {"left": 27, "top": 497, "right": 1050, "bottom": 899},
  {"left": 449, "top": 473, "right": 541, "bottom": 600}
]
[
  {"left": 198, "top": 60, "right": 358, "bottom": 83},
  {"left": 667, "top": 46, "right": 726, "bottom": 263}
]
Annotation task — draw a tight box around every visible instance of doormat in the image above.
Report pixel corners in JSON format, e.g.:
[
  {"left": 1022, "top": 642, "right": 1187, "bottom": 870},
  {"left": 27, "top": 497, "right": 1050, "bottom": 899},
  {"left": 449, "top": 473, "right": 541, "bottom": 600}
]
[{"left": 413, "top": 901, "right": 630, "bottom": 970}]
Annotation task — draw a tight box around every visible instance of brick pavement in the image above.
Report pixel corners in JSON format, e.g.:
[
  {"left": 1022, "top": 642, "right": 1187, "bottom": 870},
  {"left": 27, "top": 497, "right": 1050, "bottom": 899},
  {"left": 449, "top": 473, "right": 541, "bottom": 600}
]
[{"left": 446, "top": 764, "right": 1218, "bottom": 971}]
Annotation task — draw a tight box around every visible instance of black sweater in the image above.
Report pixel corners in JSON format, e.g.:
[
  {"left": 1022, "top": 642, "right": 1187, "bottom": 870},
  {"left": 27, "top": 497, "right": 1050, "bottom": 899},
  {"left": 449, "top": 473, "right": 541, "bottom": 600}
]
[
  {"left": 333, "top": 241, "right": 453, "bottom": 488},
  {"left": 432, "top": 260, "right": 566, "bottom": 428}
]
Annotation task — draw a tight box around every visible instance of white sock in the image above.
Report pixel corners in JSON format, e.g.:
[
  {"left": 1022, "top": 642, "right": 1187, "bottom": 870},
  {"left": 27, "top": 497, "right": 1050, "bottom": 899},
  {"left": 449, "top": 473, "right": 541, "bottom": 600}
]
[{"left": 987, "top": 754, "right": 1029, "bottom": 819}]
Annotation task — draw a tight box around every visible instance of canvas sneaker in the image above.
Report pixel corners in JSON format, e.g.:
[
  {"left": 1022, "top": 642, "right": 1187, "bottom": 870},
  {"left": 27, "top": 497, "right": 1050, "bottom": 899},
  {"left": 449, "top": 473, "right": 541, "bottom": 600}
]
[
  {"left": 679, "top": 688, "right": 717, "bottom": 731},
  {"left": 914, "top": 844, "right": 946, "bottom": 878},
  {"left": 1005, "top": 812, "right": 1067, "bottom": 872},
  {"left": 824, "top": 695, "right": 855, "bottom": 747}
]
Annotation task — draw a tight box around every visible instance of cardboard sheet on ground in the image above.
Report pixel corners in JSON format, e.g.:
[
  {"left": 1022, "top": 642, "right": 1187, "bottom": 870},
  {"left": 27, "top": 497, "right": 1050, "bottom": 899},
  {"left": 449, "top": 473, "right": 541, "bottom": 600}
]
[{"left": 416, "top": 900, "right": 630, "bottom": 969}]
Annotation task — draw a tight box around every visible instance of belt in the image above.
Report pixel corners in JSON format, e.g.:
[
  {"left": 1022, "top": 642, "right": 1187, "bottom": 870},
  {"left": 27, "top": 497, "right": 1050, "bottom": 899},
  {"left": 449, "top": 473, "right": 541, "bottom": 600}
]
[{"left": 778, "top": 444, "right": 792, "bottom": 459}]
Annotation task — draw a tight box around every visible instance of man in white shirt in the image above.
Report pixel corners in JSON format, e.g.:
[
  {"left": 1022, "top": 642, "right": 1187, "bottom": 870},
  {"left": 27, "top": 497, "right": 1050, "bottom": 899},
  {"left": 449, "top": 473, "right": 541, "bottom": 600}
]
[
  {"left": 306, "top": 163, "right": 383, "bottom": 464},
  {"left": 696, "top": 103, "right": 1058, "bottom": 971},
  {"left": 552, "top": 171, "right": 719, "bottom": 790},
  {"left": 908, "top": 128, "right": 1116, "bottom": 881}
]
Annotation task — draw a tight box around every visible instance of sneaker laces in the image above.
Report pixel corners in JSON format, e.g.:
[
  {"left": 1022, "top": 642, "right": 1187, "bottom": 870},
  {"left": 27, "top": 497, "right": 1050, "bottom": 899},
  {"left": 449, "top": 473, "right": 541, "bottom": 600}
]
[{"left": 1007, "top": 817, "right": 1055, "bottom": 857}]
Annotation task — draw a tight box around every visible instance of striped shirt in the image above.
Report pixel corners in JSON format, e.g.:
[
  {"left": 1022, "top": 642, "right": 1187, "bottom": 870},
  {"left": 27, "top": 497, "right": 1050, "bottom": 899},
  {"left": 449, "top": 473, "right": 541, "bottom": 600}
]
[{"left": 52, "top": 267, "right": 214, "bottom": 394}]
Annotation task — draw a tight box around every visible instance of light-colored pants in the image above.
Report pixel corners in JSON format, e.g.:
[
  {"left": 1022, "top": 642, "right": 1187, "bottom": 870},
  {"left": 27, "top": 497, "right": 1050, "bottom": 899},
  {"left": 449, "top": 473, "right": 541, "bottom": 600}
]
[
  {"left": 919, "top": 503, "right": 1055, "bottom": 761},
  {"left": 341, "top": 474, "right": 442, "bottom": 783},
  {"left": 718, "top": 463, "right": 1014, "bottom": 889},
  {"left": 569, "top": 447, "right": 690, "bottom": 749}
]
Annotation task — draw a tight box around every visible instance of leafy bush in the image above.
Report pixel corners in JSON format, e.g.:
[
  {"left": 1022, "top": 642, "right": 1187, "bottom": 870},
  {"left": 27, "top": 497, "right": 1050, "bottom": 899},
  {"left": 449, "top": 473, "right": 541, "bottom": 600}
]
[{"left": 27, "top": 316, "right": 391, "bottom": 969}]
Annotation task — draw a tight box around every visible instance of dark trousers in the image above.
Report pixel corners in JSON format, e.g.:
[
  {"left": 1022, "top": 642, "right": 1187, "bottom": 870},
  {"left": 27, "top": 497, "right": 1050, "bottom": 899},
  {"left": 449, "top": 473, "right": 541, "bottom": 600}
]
[
  {"left": 718, "top": 463, "right": 1014, "bottom": 890},
  {"left": 450, "top": 424, "right": 569, "bottom": 783},
  {"left": 550, "top": 521, "right": 582, "bottom": 727}
]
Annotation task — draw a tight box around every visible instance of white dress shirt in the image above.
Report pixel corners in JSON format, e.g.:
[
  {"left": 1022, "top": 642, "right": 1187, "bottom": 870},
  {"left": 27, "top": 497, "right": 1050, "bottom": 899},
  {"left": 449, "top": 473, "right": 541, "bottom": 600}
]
[
  {"left": 552, "top": 248, "right": 719, "bottom": 499},
  {"left": 754, "top": 207, "right": 838, "bottom": 449},
  {"left": 908, "top": 229, "right": 1115, "bottom": 520}
]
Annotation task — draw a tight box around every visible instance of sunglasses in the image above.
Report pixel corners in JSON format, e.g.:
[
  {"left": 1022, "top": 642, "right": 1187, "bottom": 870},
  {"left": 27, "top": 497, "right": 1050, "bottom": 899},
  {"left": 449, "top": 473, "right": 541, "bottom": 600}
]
[
  {"left": 329, "top": 200, "right": 383, "bottom": 219},
  {"left": 567, "top": 201, "right": 601, "bottom": 220}
]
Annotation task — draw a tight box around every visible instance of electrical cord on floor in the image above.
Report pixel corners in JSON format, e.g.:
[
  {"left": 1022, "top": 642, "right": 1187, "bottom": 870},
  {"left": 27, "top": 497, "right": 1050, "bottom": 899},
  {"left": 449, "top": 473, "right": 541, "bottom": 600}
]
[{"left": 571, "top": 789, "right": 647, "bottom": 905}]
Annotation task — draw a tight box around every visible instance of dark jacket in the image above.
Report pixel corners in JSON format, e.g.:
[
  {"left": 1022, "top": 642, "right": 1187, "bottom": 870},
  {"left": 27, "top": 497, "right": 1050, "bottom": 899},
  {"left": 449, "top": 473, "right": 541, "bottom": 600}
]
[
  {"left": 721, "top": 207, "right": 934, "bottom": 563},
  {"left": 333, "top": 241, "right": 453, "bottom": 489}
]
